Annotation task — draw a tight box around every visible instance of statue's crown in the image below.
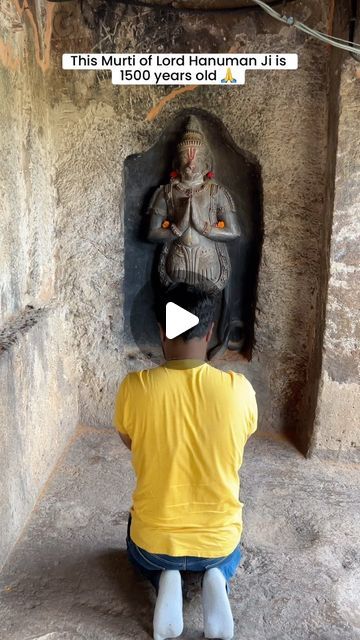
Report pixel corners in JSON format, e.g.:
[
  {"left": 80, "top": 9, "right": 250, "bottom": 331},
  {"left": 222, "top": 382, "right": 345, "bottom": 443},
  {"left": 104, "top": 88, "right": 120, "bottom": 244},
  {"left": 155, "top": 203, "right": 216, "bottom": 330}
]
[{"left": 177, "top": 116, "right": 205, "bottom": 149}]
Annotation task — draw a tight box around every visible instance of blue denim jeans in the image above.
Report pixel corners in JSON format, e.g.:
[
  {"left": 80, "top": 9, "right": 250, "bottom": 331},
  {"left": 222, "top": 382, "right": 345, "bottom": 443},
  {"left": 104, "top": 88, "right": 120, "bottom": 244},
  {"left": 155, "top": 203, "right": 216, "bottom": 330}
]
[{"left": 126, "top": 513, "right": 242, "bottom": 594}]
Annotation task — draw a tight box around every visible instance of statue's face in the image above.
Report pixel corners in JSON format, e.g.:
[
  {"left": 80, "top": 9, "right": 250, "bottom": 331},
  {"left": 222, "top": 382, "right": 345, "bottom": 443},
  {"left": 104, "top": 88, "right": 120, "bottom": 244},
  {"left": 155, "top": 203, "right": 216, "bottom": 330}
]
[{"left": 178, "top": 146, "right": 208, "bottom": 182}]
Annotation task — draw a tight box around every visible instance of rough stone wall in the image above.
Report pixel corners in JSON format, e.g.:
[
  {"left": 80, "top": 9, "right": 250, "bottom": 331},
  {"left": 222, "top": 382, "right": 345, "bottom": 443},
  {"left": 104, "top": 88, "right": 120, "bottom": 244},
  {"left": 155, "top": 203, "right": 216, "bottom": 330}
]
[
  {"left": 310, "top": 58, "right": 360, "bottom": 461},
  {"left": 0, "top": 311, "right": 78, "bottom": 567},
  {"left": 298, "top": 1, "right": 351, "bottom": 457},
  {"left": 0, "top": 19, "right": 54, "bottom": 319},
  {"left": 49, "top": 1, "right": 331, "bottom": 444},
  {"left": 0, "top": 2, "right": 78, "bottom": 568}
]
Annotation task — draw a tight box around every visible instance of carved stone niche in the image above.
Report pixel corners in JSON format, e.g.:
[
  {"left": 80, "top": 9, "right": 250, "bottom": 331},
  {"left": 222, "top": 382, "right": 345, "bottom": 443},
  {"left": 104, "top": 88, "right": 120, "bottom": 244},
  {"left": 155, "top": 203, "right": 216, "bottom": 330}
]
[{"left": 124, "top": 108, "right": 262, "bottom": 362}]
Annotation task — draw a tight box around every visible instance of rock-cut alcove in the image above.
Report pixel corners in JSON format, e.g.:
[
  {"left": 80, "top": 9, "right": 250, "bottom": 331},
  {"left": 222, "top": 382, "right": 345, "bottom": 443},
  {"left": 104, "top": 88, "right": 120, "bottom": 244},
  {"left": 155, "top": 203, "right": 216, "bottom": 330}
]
[{"left": 123, "top": 108, "right": 263, "bottom": 363}]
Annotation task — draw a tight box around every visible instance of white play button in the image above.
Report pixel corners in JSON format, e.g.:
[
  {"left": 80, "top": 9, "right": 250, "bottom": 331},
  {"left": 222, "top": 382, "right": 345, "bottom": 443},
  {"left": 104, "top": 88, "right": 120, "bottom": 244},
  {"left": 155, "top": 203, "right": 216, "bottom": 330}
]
[{"left": 166, "top": 302, "right": 199, "bottom": 339}]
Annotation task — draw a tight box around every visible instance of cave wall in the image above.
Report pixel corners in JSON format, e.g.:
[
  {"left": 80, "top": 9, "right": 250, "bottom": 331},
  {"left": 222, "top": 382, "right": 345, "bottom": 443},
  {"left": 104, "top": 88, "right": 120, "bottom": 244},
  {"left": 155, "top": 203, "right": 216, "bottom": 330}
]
[
  {"left": 47, "top": 0, "right": 331, "bottom": 442},
  {"left": 0, "top": 1, "right": 78, "bottom": 568}
]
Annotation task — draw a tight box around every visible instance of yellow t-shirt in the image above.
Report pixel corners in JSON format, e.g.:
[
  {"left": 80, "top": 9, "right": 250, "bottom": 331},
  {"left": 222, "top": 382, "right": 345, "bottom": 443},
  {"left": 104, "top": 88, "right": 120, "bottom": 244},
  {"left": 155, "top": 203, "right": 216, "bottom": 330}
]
[{"left": 113, "top": 359, "right": 257, "bottom": 557}]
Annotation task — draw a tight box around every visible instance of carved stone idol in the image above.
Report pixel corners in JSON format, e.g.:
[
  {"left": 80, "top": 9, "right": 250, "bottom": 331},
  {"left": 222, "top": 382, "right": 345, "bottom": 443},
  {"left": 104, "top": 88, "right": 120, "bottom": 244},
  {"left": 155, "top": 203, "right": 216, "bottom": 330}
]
[{"left": 147, "top": 116, "right": 241, "bottom": 292}]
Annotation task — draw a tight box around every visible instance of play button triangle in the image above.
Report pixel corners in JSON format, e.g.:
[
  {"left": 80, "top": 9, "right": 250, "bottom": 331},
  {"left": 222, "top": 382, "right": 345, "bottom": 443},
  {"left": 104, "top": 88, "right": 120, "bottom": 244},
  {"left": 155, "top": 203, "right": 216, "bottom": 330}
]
[{"left": 166, "top": 302, "right": 199, "bottom": 339}]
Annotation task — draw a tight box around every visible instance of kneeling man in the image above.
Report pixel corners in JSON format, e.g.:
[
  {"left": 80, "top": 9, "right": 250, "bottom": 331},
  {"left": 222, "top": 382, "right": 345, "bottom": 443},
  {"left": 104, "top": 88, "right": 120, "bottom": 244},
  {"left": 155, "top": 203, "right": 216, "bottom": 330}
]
[{"left": 113, "top": 284, "right": 257, "bottom": 640}]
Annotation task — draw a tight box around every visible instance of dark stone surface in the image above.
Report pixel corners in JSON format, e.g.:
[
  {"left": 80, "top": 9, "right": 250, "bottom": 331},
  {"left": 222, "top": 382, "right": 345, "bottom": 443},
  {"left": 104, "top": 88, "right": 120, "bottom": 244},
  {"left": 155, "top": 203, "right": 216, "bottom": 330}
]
[{"left": 124, "top": 108, "right": 262, "bottom": 359}]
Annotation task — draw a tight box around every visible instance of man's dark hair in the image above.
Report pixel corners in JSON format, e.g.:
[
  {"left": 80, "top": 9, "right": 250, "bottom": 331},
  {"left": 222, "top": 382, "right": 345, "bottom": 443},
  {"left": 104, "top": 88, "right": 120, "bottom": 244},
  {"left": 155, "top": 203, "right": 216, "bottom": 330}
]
[{"left": 154, "top": 283, "right": 218, "bottom": 341}]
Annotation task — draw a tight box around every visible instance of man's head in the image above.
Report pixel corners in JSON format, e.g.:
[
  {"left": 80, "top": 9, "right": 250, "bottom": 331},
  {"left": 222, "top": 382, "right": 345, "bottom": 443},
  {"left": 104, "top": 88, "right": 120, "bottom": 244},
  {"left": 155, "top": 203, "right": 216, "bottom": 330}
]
[{"left": 154, "top": 284, "right": 218, "bottom": 360}]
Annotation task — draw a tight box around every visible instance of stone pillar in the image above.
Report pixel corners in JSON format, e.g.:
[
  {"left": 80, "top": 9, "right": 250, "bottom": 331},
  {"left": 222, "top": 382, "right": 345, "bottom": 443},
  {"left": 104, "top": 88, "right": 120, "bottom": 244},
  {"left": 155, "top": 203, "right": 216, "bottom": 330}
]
[{"left": 310, "top": 58, "right": 360, "bottom": 461}]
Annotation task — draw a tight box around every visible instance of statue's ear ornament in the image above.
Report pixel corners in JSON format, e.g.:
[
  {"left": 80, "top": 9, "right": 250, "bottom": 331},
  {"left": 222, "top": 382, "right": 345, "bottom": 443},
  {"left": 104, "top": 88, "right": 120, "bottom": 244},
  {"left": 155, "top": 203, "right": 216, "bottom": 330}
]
[
  {"left": 170, "top": 170, "right": 178, "bottom": 181},
  {"left": 206, "top": 171, "right": 215, "bottom": 179}
]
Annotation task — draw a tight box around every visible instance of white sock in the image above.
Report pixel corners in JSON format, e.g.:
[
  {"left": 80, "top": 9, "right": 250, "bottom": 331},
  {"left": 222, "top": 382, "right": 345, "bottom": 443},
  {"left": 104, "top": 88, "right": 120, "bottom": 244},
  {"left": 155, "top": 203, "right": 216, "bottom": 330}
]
[
  {"left": 153, "top": 570, "right": 183, "bottom": 640},
  {"left": 202, "top": 568, "right": 234, "bottom": 640}
]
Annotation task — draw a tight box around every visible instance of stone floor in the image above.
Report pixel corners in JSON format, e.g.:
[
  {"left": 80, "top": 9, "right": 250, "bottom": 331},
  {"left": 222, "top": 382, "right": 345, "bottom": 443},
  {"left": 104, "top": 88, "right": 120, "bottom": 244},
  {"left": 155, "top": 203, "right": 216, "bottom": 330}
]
[{"left": 1, "top": 425, "right": 360, "bottom": 640}]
